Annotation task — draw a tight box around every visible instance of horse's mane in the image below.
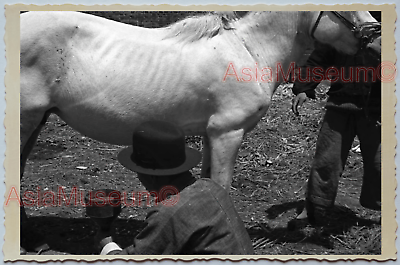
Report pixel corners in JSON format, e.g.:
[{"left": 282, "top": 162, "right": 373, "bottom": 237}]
[{"left": 164, "top": 11, "right": 246, "bottom": 42}]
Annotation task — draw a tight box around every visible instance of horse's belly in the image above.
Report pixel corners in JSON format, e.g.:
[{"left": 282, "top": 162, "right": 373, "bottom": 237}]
[{"left": 55, "top": 90, "right": 211, "bottom": 145}]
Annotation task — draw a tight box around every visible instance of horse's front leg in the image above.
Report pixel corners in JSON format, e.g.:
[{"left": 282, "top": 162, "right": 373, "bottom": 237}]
[{"left": 208, "top": 129, "right": 245, "bottom": 189}]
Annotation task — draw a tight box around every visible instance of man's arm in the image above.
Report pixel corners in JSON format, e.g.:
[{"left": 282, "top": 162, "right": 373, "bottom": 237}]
[
  {"left": 292, "top": 42, "right": 335, "bottom": 115},
  {"left": 95, "top": 208, "right": 177, "bottom": 255}
]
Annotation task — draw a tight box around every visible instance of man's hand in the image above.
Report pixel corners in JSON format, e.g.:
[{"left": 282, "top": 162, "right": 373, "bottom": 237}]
[{"left": 292, "top": 92, "right": 308, "bottom": 115}]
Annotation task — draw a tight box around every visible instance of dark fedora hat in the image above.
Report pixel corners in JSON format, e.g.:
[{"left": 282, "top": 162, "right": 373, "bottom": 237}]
[{"left": 118, "top": 121, "right": 202, "bottom": 176}]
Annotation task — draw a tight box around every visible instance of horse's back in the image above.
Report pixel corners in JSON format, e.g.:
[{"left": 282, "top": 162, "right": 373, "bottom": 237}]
[{"left": 21, "top": 12, "right": 159, "bottom": 48}]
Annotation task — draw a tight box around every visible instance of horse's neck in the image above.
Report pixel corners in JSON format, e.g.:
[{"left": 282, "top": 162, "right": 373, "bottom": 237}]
[{"left": 234, "top": 12, "right": 312, "bottom": 73}]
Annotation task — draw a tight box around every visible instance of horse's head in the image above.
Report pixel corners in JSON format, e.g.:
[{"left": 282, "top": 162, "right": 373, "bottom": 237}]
[{"left": 310, "top": 11, "right": 380, "bottom": 56}]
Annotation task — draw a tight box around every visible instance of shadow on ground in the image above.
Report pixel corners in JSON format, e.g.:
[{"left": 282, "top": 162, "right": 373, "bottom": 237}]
[{"left": 246, "top": 200, "right": 381, "bottom": 252}]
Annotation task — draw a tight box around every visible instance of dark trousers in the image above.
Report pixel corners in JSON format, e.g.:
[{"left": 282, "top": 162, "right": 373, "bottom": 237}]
[{"left": 307, "top": 108, "right": 381, "bottom": 210}]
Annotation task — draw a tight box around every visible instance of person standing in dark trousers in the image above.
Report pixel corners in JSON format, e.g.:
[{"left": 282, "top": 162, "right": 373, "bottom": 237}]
[
  {"left": 291, "top": 40, "right": 381, "bottom": 226},
  {"left": 94, "top": 120, "right": 254, "bottom": 255}
]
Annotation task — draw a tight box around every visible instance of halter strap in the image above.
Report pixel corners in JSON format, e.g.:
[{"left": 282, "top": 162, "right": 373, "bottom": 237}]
[
  {"left": 310, "top": 11, "right": 324, "bottom": 40},
  {"left": 311, "top": 11, "right": 362, "bottom": 40},
  {"left": 330, "top": 11, "right": 358, "bottom": 33}
]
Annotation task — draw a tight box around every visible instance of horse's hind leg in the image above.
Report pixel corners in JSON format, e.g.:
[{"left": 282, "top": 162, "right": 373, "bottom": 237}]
[
  {"left": 20, "top": 111, "right": 49, "bottom": 220},
  {"left": 20, "top": 109, "right": 51, "bottom": 251}
]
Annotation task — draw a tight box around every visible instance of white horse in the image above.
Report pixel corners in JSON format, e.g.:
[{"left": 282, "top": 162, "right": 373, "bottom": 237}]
[{"left": 21, "top": 11, "right": 377, "bottom": 192}]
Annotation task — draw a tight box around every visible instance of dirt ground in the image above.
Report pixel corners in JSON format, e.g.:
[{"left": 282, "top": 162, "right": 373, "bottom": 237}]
[{"left": 20, "top": 83, "right": 381, "bottom": 256}]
